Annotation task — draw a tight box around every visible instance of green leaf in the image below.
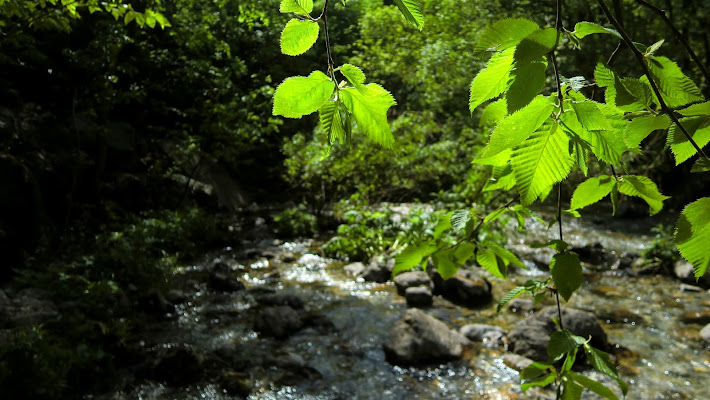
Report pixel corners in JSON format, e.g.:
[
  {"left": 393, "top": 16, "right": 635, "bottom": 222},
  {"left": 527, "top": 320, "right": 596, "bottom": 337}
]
[
  {"left": 392, "top": 0, "right": 424, "bottom": 30},
  {"left": 667, "top": 116, "right": 710, "bottom": 165},
  {"left": 521, "top": 373, "right": 556, "bottom": 392},
  {"left": 477, "top": 247, "right": 506, "bottom": 278},
  {"left": 450, "top": 209, "right": 472, "bottom": 233},
  {"left": 521, "top": 362, "right": 554, "bottom": 380},
  {"left": 679, "top": 101, "right": 710, "bottom": 116},
  {"left": 469, "top": 48, "right": 515, "bottom": 113},
  {"left": 567, "top": 372, "right": 619, "bottom": 400},
  {"left": 595, "top": 63, "right": 645, "bottom": 111},
  {"left": 479, "top": 98, "right": 508, "bottom": 126},
  {"left": 560, "top": 112, "right": 626, "bottom": 165},
  {"left": 319, "top": 100, "right": 346, "bottom": 144},
  {"left": 550, "top": 252, "right": 583, "bottom": 302},
  {"left": 432, "top": 245, "right": 473, "bottom": 280},
  {"left": 617, "top": 175, "right": 669, "bottom": 215},
  {"left": 573, "top": 21, "right": 621, "bottom": 39},
  {"left": 514, "top": 28, "right": 557, "bottom": 65},
  {"left": 394, "top": 241, "right": 437, "bottom": 275},
  {"left": 474, "top": 18, "right": 540, "bottom": 56},
  {"left": 484, "top": 163, "right": 516, "bottom": 192},
  {"left": 646, "top": 56, "right": 704, "bottom": 108},
  {"left": 497, "top": 286, "right": 526, "bottom": 312},
  {"left": 570, "top": 175, "right": 615, "bottom": 210},
  {"left": 548, "top": 329, "right": 586, "bottom": 362},
  {"left": 339, "top": 64, "right": 366, "bottom": 85},
  {"left": 675, "top": 197, "right": 710, "bottom": 279},
  {"left": 280, "top": 19, "right": 320, "bottom": 56},
  {"left": 485, "top": 241, "right": 525, "bottom": 268},
  {"left": 273, "top": 71, "right": 335, "bottom": 118},
  {"left": 561, "top": 380, "right": 584, "bottom": 400},
  {"left": 562, "top": 76, "right": 587, "bottom": 92},
  {"left": 570, "top": 136, "right": 591, "bottom": 176},
  {"left": 571, "top": 101, "right": 611, "bottom": 131},
  {"left": 507, "top": 61, "right": 547, "bottom": 113},
  {"left": 621, "top": 77, "right": 654, "bottom": 108},
  {"left": 454, "top": 242, "right": 476, "bottom": 265},
  {"left": 691, "top": 158, "right": 710, "bottom": 173},
  {"left": 623, "top": 115, "right": 670, "bottom": 150},
  {"left": 432, "top": 213, "right": 452, "bottom": 239},
  {"left": 479, "top": 96, "right": 555, "bottom": 159},
  {"left": 340, "top": 84, "right": 397, "bottom": 148},
  {"left": 511, "top": 123, "right": 574, "bottom": 205},
  {"left": 645, "top": 39, "right": 665, "bottom": 56},
  {"left": 562, "top": 346, "right": 580, "bottom": 373},
  {"left": 531, "top": 239, "right": 568, "bottom": 252},
  {"left": 279, "top": 0, "right": 313, "bottom": 15}
]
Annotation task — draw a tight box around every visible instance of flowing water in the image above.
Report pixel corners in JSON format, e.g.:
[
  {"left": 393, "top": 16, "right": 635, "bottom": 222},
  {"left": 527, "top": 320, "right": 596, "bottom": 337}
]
[{"left": 105, "top": 210, "right": 710, "bottom": 400}]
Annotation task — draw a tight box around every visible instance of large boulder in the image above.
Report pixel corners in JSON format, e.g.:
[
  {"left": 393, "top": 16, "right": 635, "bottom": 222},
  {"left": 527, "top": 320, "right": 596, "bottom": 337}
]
[
  {"left": 507, "top": 306, "right": 608, "bottom": 361},
  {"left": 383, "top": 308, "right": 471, "bottom": 366},
  {"left": 254, "top": 306, "right": 303, "bottom": 338},
  {"left": 460, "top": 324, "right": 506, "bottom": 342},
  {"left": 361, "top": 258, "right": 394, "bottom": 283},
  {"left": 343, "top": 262, "right": 366, "bottom": 276},
  {"left": 405, "top": 286, "right": 433, "bottom": 307},
  {"left": 393, "top": 271, "right": 433, "bottom": 295},
  {"left": 430, "top": 269, "right": 492, "bottom": 308}
]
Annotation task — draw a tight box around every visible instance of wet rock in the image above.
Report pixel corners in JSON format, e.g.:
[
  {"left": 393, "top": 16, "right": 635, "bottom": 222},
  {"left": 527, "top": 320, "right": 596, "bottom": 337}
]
[
  {"left": 209, "top": 272, "right": 245, "bottom": 292},
  {"left": 615, "top": 253, "right": 639, "bottom": 270},
  {"left": 343, "top": 262, "right": 366, "bottom": 276},
  {"left": 405, "top": 286, "right": 433, "bottom": 307},
  {"left": 302, "top": 314, "right": 337, "bottom": 333},
  {"left": 460, "top": 324, "right": 506, "bottom": 342},
  {"left": 383, "top": 308, "right": 471, "bottom": 366},
  {"left": 430, "top": 269, "right": 492, "bottom": 308},
  {"left": 680, "top": 311, "right": 710, "bottom": 325},
  {"left": 265, "top": 352, "right": 322, "bottom": 385},
  {"left": 256, "top": 293, "right": 304, "bottom": 309},
  {"left": 598, "top": 308, "right": 648, "bottom": 325},
  {"left": 165, "top": 289, "right": 189, "bottom": 305},
  {"left": 570, "top": 242, "right": 617, "bottom": 268},
  {"left": 700, "top": 324, "right": 710, "bottom": 343},
  {"left": 254, "top": 306, "right": 303, "bottom": 338},
  {"left": 675, "top": 260, "right": 710, "bottom": 288},
  {"left": 219, "top": 370, "right": 252, "bottom": 397},
  {"left": 361, "top": 258, "right": 394, "bottom": 283},
  {"left": 503, "top": 353, "right": 534, "bottom": 372},
  {"left": 508, "top": 299, "right": 536, "bottom": 314},
  {"left": 393, "top": 271, "right": 433, "bottom": 295},
  {"left": 507, "top": 306, "right": 608, "bottom": 361},
  {"left": 153, "top": 344, "right": 204, "bottom": 385},
  {"left": 137, "top": 289, "right": 174, "bottom": 315}
]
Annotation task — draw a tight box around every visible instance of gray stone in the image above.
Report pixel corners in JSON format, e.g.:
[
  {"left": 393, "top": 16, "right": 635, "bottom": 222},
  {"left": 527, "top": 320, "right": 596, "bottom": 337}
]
[
  {"left": 254, "top": 306, "right": 303, "bottom": 338},
  {"left": 383, "top": 308, "right": 471, "bottom": 366},
  {"left": 675, "top": 260, "right": 710, "bottom": 288},
  {"left": 209, "top": 272, "right": 246, "bottom": 292},
  {"left": 361, "top": 258, "right": 394, "bottom": 283},
  {"left": 405, "top": 286, "right": 433, "bottom": 307},
  {"left": 700, "top": 324, "right": 710, "bottom": 343},
  {"left": 152, "top": 344, "right": 204, "bottom": 385},
  {"left": 460, "top": 324, "right": 506, "bottom": 342},
  {"left": 508, "top": 299, "right": 536, "bottom": 314},
  {"left": 256, "top": 293, "right": 304, "bottom": 309},
  {"left": 507, "top": 306, "right": 608, "bottom": 361},
  {"left": 394, "top": 271, "right": 433, "bottom": 296},
  {"left": 343, "top": 262, "right": 366, "bottom": 276},
  {"left": 430, "top": 269, "right": 492, "bottom": 308},
  {"left": 503, "top": 353, "right": 534, "bottom": 372}
]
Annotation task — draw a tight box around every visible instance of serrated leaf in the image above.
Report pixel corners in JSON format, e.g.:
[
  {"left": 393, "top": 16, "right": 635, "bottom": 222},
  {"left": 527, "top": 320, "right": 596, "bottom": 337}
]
[
  {"left": 562, "top": 380, "right": 584, "bottom": 400},
  {"left": 550, "top": 252, "right": 583, "bottom": 302},
  {"left": 548, "top": 329, "right": 586, "bottom": 362},
  {"left": 507, "top": 61, "right": 547, "bottom": 113},
  {"left": 667, "top": 116, "right": 710, "bottom": 165},
  {"left": 571, "top": 175, "right": 615, "bottom": 210},
  {"left": 479, "top": 98, "right": 508, "bottom": 126},
  {"left": 521, "top": 373, "right": 556, "bottom": 391},
  {"left": 584, "top": 344, "right": 628, "bottom": 395},
  {"left": 280, "top": 19, "right": 319, "bottom": 56},
  {"left": 570, "top": 136, "right": 591, "bottom": 176},
  {"left": 595, "top": 63, "right": 645, "bottom": 111},
  {"left": 477, "top": 247, "right": 506, "bottom": 278},
  {"left": 474, "top": 148, "right": 512, "bottom": 166},
  {"left": 479, "top": 95, "right": 555, "bottom": 159},
  {"left": 279, "top": 0, "right": 313, "bottom": 14},
  {"left": 432, "top": 248, "right": 461, "bottom": 280},
  {"left": 617, "top": 175, "right": 668, "bottom": 215},
  {"left": 485, "top": 241, "right": 525, "bottom": 268},
  {"left": 319, "top": 100, "right": 346, "bottom": 144},
  {"left": 451, "top": 209, "right": 472, "bottom": 233},
  {"left": 567, "top": 372, "right": 619, "bottom": 400},
  {"left": 594, "top": 62, "right": 615, "bottom": 87},
  {"left": 647, "top": 56, "right": 704, "bottom": 108},
  {"left": 691, "top": 158, "right": 710, "bottom": 173},
  {"left": 474, "top": 18, "right": 540, "bottom": 56},
  {"left": 470, "top": 48, "right": 515, "bottom": 113},
  {"left": 573, "top": 21, "right": 621, "bottom": 39},
  {"left": 514, "top": 28, "right": 557, "bottom": 65},
  {"left": 562, "top": 346, "right": 579, "bottom": 373},
  {"left": 645, "top": 38, "right": 664, "bottom": 56},
  {"left": 483, "top": 208, "right": 508, "bottom": 224},
  {"left": 339, "top": 63, "right": 366, "bottom": 85},
  {"left": 571, "top": 101, "right": 611, "bottom": 131},
  {"left": 531, "top": 239, "right": 568, "bottom": 252},
  {"left": 521, "top": 362, "right": 554, "bottom": 380},
  {"left": 393, "top": 241, "right": 437, "bottom": 275},
  {"left": 561, "top": 112, "right": 626, "bottom": 165},
  {"left": 621, "top": 77, "right": 653, "bottom": 108},
  {"left": 392, "top": 0, "right": 424, "bottom": 30},
  {"left": 341, "top": 84, "right": 396, "bottom": 148},
  {"left": 432, "top": 213, "right": 452, "bottom": 239},
  {"left": 511, "top": 123, "right": 574, "bottom": 205},
  {"left": 675, "top": 197, "right": 710, "bottom": 279},
  {"left": 273, "top": 71, "right": 335, "bottom": 118},
  {"left": 679, "top": 101, "right": 710, "bottom": 116},
  {"left": 497, "top": 286, "right": 526, "bottom": 312},
  {"left": 562, "top": 76, "right": 586, "bottom": 92},
  {"left": 484, "top": 163, "right": 516, "bottom": 192},
  {"left": 454, "top": 242, "right": 476, "bottom": 264},
  {"left": 623, "top": 115, "right": 670, "bottom": 149}
]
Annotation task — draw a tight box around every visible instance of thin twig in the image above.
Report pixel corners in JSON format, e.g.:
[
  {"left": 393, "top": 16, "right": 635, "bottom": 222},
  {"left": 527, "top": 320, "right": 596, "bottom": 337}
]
[
  {"left": 597, "top": 0, "right": 709, "bottom": 159},
  {"left": 320, "top": 0, "right": 336, "bottom": 80},
  {"left": 634, "top": 0, "right": 710, "bottom": 88}
]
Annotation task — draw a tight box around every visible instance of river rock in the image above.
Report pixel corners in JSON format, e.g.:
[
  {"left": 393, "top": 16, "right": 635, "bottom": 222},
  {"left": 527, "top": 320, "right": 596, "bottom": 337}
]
[
  {"left": 209, "top": 272, "right": 245, "bottom": 292},
  {"left": 256, "top": 293, "right": 304, "bottom": 309},
  {"left": 383, "top": 308, "right": 471, "bottom": 366},
  {"left": 393, "top": 271, "right": 433, "bottom": 295},
  {"left": 508, "top": 299, "right": 536, "bottom": 314},
  {"left": 571, "top": 242, "right": 616, "bottom": 268},
  {"left": 265, "top": 352, "right": 323, "bottom": 385},
  {"left": 507, "top": 306, "right": 608, "bottom": 361},
  {"left": 430, "top": 269, "right": 492, "bottom": 308},
  {"left": 700, "top": 324, "right": 710, "bottom": 343},
  {"left": 503, "top": 353, "right": 534, "bottom": 372},
  {"left": 460, "top": 324, "right": 506, "bottom": 342},
  {"left": 675, "top": 260, "right": 710, "bottom": 288},
  {"left": 361, "top": 258, "right": 394, "bottom": 283},
  {"left": 680, "top": 311, "right": 710, "bottom": 325},
  {"left": 254, "top": 306, "right": 303, "bottom": 338},
  {"left": 153, "top": 344, "right": 204, "bottom": 385},
  {"left": 343, "top": 262, "right": 366, "bottom": 276},
  {"left": 405, "top": 286, "right": 433, "bottom": 307},
  {"left": 219, "top": 370, "right": 252, "bottom": 397}
]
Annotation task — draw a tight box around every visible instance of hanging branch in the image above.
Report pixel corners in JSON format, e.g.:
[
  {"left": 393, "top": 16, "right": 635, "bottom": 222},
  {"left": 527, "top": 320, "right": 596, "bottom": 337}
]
[
  {"left": 597, "top": 0, "right": 709, "bottom": 159},
  {"left": 634, "top": 0, "right": 710, "bottom": 87},
  {"left": 318, "top": 0, "right": 336, "bottom": 80}
]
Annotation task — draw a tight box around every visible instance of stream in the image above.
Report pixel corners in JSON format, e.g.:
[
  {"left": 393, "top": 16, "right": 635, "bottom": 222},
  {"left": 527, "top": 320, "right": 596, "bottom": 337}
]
[{"left": 100, "top": 208, "right": 710, "bottom": 400}]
